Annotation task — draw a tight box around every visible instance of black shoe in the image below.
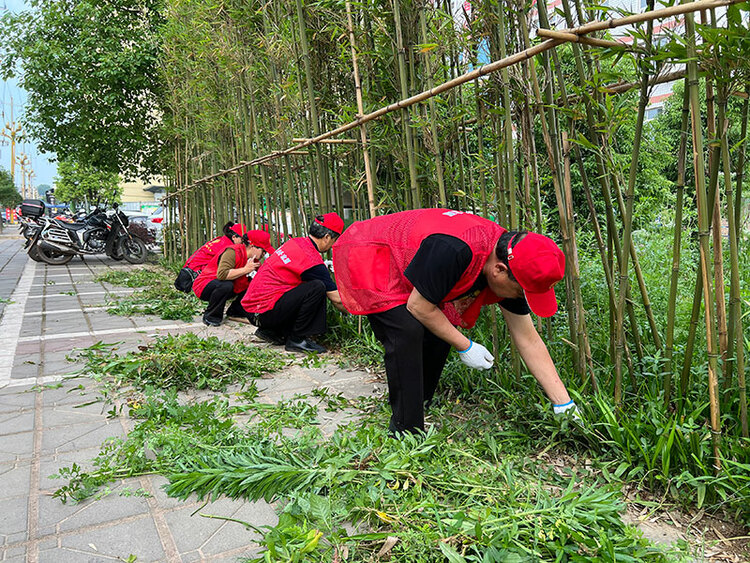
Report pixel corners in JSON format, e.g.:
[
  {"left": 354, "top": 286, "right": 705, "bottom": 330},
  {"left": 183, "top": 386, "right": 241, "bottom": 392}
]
[
  {"left": 203, "top": 318, "right": 221, "bottom": 327},
  {"left": 255, "top": 328, "right": 285, "bottom": 345},
  {"left": 285, "top": 337, "right": 327, "bottom": 354}
]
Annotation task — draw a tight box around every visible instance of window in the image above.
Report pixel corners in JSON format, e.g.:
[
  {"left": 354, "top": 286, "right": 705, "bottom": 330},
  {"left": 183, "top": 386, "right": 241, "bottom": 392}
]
[{"left": 645, "top": 107, "right": 663, "bottom": 121}]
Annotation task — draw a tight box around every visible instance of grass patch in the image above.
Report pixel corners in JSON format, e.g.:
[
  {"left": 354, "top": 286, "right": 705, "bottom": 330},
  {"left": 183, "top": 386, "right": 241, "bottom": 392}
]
[
  {"left": 53, "top": 385, "right": 687, "bottom": 561},
  {"left": 95, "top": 267, "right": 203, "bottom": 321},
  {"left": 95, "top": 268, "right": 167, "bottom": 288},
  {"left": 74, "top": 333, "right": 286, "bottom": 392}
]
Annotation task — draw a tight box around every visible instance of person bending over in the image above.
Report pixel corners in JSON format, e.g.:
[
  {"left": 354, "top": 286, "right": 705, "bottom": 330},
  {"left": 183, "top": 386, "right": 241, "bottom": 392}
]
[{"left": 332, "top": 208, "right": 579, "bottom": 434}]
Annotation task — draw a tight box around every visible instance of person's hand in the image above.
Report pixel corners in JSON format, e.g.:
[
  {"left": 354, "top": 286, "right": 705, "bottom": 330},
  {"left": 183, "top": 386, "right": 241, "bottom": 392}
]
[
  {"left": 457, "top": 340, "right": 494, "bottom": 370},
  {"left": 243, "top": 260, "right": 260, "bottom": 274},
  {"left": 553, "top": 400, "right": 581, "bottom": 421}
]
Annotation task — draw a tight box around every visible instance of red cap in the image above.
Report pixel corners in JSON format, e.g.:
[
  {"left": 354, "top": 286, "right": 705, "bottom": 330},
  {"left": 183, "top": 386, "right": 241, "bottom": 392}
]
[
  {"left": 246, "top": 229, "right": 275, "bottom": 254},
  {"left": 314, "top": 212, "right": 345, "bottom": 235},
  {"left": 507, "top": 233, "right": 565, "bottom": 317},
  {"left": 229, "top": 223, "right": 249, "bottom": 237}
]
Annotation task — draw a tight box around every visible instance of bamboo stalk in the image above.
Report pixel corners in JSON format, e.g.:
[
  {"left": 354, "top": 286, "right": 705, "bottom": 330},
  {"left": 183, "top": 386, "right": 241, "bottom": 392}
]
[
  {"left": 664, "top": 87, "right": 691, "bottom": 406},
  {"left": 292, "top": 138, "right": 359, "bottom": 144},
  {"left": 718, "top": 87, "right": 748, "bottom": 437},
  {"left": 536, "top": 28, "right": 634, "bottom": 49},
  {"left": 295, "top": 0, "right": 329, "bottom": 210},
  {"left": 164, "top": 0, "right": 743, "bottom": 201},
  {"left": 685, "top": 10, "right": 722, "bottom": 469},
  {"left": 419, "top": 8, "right": 447, "bottom": 207},
  {"left": 393, "top": 0, "right": 420, "bottom": 208}
]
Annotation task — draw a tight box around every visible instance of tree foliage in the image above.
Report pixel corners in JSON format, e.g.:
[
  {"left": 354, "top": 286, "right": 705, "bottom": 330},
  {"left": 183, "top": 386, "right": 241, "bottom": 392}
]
[
  {"left": 0, "top": 0, "right": 165, "bottom": 178},
  {"left": 0, "top": 167, "right": 22, "bottom": 208},
  {"left": 53, "top": 159, "right": 121, "bottom": 207}
]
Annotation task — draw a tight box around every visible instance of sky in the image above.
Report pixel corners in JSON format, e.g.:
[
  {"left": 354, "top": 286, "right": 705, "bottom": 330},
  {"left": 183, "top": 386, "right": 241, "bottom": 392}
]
[{"left": 1, "top": 0, "right": 58, "bottom": 192}]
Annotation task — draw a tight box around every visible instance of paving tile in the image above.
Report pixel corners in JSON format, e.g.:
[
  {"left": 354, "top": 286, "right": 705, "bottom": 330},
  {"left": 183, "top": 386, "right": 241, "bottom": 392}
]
[
  {"left": 201, "top": 500, "right": 278, "bottom": 552},
  {"left": 9, "top": 363, "right": 39, "bottom": 380},
  {"left": 0, "top": 390, "right": 36, "bottom": 412},
  {"left": 0, "top": 430, "right": 34, "bottom": 462},
  {"left": 42, "top": 401, "right": 109, "bottom": 428},
  {"left": 57, "top": 517, "right": 166, "bottom": 561},
  {"left": 0, "top": 545, "right": 27, "bottom": 561},
  {"left": 41, "top": 380, "right": 99, "bottom": 407},
  {"left": 37, "top": 482, "right": 152, "bottom": 533},
  {"left": 0, "top": 410, "right": 34, "bottom": 433},
  {"left": 41, "top": 420, "right": 124, "bottom": 455},
  {"left": 37, "top": 446, "right": 104, "bottom": 492},
  {"left": 0, "top": 463, "right": 31, "bottom": 501},
  {"left": 0, "top": 492, "right": 28, "bottom": 540}
]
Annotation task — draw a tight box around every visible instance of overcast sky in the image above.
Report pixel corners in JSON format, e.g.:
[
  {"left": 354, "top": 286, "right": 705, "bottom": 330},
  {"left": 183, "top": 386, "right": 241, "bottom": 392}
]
[{"left": 1, "top": 0, "right": 58, "bottom": 190}]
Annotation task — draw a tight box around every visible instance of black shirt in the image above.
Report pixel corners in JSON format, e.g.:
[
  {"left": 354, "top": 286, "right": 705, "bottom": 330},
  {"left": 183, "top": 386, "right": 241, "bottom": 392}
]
[
  {"left": 300, "top": 238, "right": 337, "bottom": 292},
  {"left": 403, "top": 234, "right": 530, "bottom": 315}
]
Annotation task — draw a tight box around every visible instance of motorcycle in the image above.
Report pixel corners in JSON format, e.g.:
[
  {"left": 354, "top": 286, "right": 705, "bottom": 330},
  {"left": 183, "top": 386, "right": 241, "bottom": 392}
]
[
  {"left": 19, "top": 215, "right": 44, "bottom": 262},
  {"left": 27, "top": 204, "right": 148, "bottom": 265}
]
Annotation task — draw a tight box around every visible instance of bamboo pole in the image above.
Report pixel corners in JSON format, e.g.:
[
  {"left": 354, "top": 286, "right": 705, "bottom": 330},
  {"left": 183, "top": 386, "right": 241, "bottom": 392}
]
[
  {"left": 393, "top": 0, "right": 420, "bottom": 208},
  {"left": 664, "top": 87, "right": 691, "bottom": 406},
  {"left": 536, "top": 28, "right": 634, "bottom": 49},
  {"left": 295, "top": 0, "right": 329, "bottom": 210},
  {"left": 347, "top": 2, "right": 376, "bottom": 217},
  {"left": 718, "top": 88, "right": 748, "bottom": 437},
  {"left": 685, "top": 10, "right": 722, "bottom": 469},
  {"left": 614, "top": 0, "right": 655, "bottom": 404},
  {"left": 419, "top": 9, "right": 447, "bottom": 208},
  {"left": 165, "top": 0, "right": 743, "bottom": 198}
]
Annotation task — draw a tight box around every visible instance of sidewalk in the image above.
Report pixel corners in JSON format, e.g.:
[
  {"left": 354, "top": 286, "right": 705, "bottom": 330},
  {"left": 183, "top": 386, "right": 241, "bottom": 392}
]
[{"left": 0, "top": 236, "right": 383, "bottom": 562}]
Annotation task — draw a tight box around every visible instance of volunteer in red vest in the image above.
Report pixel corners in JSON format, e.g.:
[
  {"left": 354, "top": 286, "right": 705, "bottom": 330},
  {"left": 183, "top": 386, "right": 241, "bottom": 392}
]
[
  {"left": 174, "top": 222, "right": 250, "bottom": 293},
  {"left": 332, "top": 208, "right": 578, "bottom": 434},
  {"left": 193, "top": 230, "right": 275, "bottom": 326},
  {"left": 242, "top": 213, "right": 347, "bottom": 353}
]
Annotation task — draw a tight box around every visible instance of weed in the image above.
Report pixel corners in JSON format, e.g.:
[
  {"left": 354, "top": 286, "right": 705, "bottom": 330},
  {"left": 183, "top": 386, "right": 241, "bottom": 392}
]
[
  {"left": 96, "top": 267, "right": 203, "bottom": 321},
  {"left": 0, "top": 297, "right": 14, "bottom": 304},
  {"left": 73, "top": 333, "right": 285, "bottom": 392},
  {"left": 95, "top": 269, "right": 166, "bottom": 288}
]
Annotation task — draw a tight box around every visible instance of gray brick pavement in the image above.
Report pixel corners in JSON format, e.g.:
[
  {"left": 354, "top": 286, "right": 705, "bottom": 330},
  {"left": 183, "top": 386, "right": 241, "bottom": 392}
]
[{"left": 0, "top": 237, "right": 385, "bottom": 562}]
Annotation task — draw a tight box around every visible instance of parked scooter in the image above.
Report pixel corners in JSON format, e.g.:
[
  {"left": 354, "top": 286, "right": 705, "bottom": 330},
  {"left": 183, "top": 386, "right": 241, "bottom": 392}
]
[{"left": 22, "top": 200, "right": 148, "bottom": 265}]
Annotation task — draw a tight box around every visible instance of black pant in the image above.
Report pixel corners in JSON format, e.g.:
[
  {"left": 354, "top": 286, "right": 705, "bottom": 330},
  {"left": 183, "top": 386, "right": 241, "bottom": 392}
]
[
  {"left": 368, "top": 305, "right": 452, "bottom": 434},
  {"left": 199, "top": 280, "right": 247, "bottom": 324},
  {"left": 255, "top": 280, "right": 327, "bottom": 338}
]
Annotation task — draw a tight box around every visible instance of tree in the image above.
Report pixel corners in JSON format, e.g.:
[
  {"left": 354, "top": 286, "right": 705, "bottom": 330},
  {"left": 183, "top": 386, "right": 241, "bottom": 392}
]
[
  {"left": 0, "top": 167, "right": 22, "bottom": 208},
  {"left": 53, "top": 159, "right": 121, "bottom": 208},
  {"left": 0, "top": 0, "right": 165, "bottom": 178},
  {"left": 36, "top": 183, "right": 51, "bottom": 198}
]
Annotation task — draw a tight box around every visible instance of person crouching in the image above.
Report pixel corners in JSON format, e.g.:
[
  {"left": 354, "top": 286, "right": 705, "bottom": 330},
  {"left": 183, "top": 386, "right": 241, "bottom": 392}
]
[
  {"left": 192, "top": 230, "right": 275, "bottom": 326},
  {"left": 241, "top": 213, "right": 348, "bottom": 353}
]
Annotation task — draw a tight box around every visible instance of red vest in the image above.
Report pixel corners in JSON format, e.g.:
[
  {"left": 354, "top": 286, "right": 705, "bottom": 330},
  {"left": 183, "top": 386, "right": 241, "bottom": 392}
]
[
  {"left": 184, "top": 235, "right": 233, "bottom": 271},
  {"left": 192, "top": 244, "right": 250, "bottom": 298},
  {"left": 241, "top": 237, "right": 323, "bottom": 313},
  {"left": 332, "top": 209, "right": 505, "bottom": 328}
]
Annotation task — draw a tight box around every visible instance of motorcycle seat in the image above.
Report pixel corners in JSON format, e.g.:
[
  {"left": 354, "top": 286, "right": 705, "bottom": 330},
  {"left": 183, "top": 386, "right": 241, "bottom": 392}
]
[{"left": 52, "top": 219, "right": 89, "bottom": 231}]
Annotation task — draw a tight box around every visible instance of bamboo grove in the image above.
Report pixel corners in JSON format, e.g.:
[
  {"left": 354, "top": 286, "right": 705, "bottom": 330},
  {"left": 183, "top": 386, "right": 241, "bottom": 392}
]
[{"left": 160, "top": 0, "right": 750, "bottom": 468}]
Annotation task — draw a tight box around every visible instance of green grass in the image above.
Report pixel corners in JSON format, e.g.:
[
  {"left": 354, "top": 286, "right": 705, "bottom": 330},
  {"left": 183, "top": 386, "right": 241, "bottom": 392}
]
[
  {"left": 73, "top": 333, "right": 286, "bottom": 392},
  {"left": 95, "top": 267, "right": 203, "bottom": 321}
]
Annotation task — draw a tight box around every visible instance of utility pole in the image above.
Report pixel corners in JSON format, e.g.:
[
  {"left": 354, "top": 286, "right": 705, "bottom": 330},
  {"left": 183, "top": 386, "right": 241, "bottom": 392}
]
[
  {"left": 1, "top": 97, "right": 24, "bottom": 194},
  {"left": 27, "top": 169, "right": 36, "bottom": 199},
  {"left": 17, "top": 153, "right": 30, "bottom": 199}
]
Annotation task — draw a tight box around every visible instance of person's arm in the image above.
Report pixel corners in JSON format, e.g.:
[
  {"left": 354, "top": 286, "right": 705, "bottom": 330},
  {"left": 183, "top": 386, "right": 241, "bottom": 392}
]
[
  {"left": 501, "top": 308, "right": 571, "bottom": 405},
  {"left": 326, "top": 290, "right": 348, "bottom": 313},
  {"left": 216, "top": 249, "right": 258, "bottom": 281},
  {"left": 406, "top": 288, "right": 471, "bottom": 351}
]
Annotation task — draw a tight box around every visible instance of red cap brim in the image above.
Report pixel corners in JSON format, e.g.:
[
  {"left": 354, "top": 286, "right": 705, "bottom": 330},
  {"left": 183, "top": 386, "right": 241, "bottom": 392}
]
[
  {"left": 524, "top": 287, "right": 558, "bottom": 317},
  {"left": 259, "top": 243, "right": 275, "bottom": 254}
]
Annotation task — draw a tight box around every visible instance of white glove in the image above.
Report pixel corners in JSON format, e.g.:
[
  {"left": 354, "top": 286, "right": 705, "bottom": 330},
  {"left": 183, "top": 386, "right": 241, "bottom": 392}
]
[
  {"left": 457, "top": 340, "right": 494, "bottom": 370},
  {"left": 553, "top": 400, "right": 581, "bottom": 421}
]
